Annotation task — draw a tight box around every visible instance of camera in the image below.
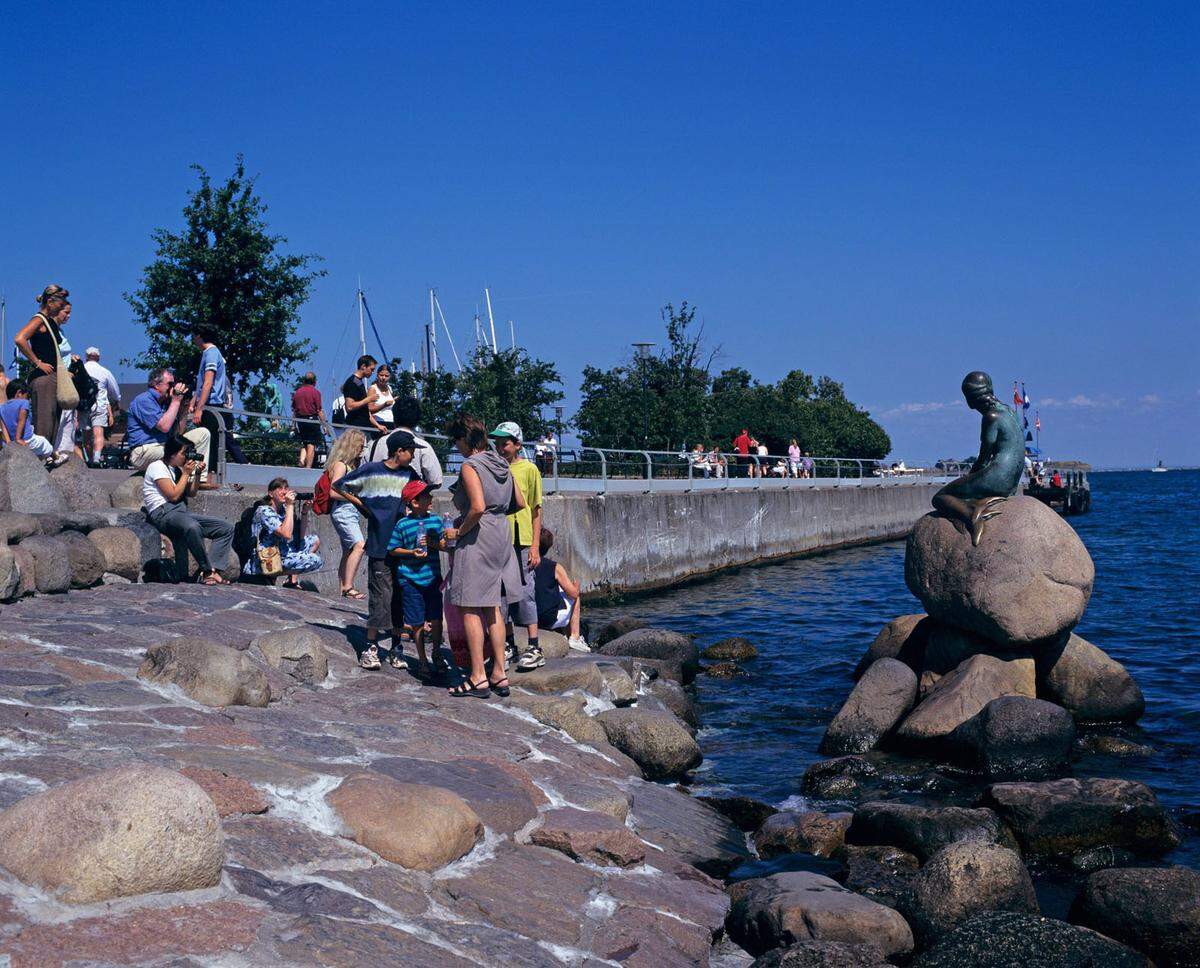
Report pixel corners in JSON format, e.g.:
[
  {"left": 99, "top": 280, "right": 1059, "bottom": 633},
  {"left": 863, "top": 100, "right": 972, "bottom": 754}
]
[{"left": 183, "top": 445, "right": 202, "bottom": 464}]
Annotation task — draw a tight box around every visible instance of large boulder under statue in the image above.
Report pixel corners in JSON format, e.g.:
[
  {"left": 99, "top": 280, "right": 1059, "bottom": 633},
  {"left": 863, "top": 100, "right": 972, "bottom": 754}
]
[{"left": 905, "top": 496, "right": 1094, "bottom": 646}]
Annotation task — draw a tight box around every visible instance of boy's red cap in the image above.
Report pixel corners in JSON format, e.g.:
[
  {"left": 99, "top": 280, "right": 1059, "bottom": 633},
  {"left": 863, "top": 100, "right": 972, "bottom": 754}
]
[{"left": 402, "top": 479, "right": 429, "bottom": 504}]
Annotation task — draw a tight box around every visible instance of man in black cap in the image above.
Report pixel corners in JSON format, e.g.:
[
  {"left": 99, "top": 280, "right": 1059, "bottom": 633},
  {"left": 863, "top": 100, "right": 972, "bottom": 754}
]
[{"left": 333, "top": 429, "right": 421, "bottom": 669}]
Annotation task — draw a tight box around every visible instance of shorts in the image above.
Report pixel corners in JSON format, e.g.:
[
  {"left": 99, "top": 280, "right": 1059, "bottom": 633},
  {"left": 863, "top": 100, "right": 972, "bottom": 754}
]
[
  {"left": 86, "top": 404, "right": 110, "bottom": 428},
  {"left": 504, "top": 546, "right": 538, "bottom": 626},
  {"left": 538, "top": 597, "right": 573, "bottom": 631},
  {"left": 296, "top": 419, "right": 323, "bottom": 445},
  {"left": 401, "top": 578, "right": 443, "bottom": 627},
  {"left": 367, "top": 558, "right": 405, "bottom": 631},
  {"left": 331, "top": 501, "right": 364, "bottom": 551}
]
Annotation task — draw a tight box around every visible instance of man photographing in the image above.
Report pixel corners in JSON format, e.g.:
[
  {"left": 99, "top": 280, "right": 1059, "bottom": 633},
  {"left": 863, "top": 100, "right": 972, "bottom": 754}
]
[{"left": 126, "top": 368, "right": 215, "bottom": 487}]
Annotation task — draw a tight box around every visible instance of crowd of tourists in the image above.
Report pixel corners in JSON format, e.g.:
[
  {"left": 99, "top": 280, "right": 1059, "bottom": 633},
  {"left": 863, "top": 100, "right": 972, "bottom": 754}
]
[
  {"left": 3, "top": 285, "right": 589, "bottom": 698},
  {"left": 687, "top": 430, "right": 817, "bottom": 479}
]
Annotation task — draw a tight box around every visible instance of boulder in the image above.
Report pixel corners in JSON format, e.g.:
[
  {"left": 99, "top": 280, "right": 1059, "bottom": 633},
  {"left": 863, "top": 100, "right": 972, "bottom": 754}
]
[
  {"left": 697, "top": 794, "right": 778, "bottom": 833},
  {"left": 1070, "top": 866, "right": 1200, "bottom": 968},
  {"left": 705, "top": 660, "right": 746, "bottom": 678},
  {"left": 86, "top": 526, "right": 143, "bottom": 581},
  {"left": 109, "top": 474, "right": 144, "bottom": 511},
  {"left": 46, "top": 454, "right": 112, "bottom": 511},
  {"left": 904, "top": 496, "right": 1094, "bottom": 646},
  {"left": 10, "top": 544, "right": 36, "bottom": 598},
  {"left": 921, "top": 620, "right": 1022, "bottom": 675},
  {"left": 623, "top": 654, "right": 688, "bottom": 684},
  {"left": 0, "top": 765, "right": 223, "bottom": 903},
  {"left": 703, "top": 636, "right": 758, "bottom": 661},
  {"left": 854, "top": 614, "right": 930, "bottom": 678},
  {"left": 0, "top": 511, "right": 39, "bottom": 543},
  {"left": 644, "top": 676, "right": 699, "bottom": 730},
  {"left": 909, "top": 842, "right": 1038, "bottom": 944},
  {"left": 17, "top": 534, "right": 72, "bottom": 592},
  {"left": 1075, "top": 733, "right": 1154, "bottom": 757},
  {"left": 727, "top": 871, "right": 914, "bottom": 959},
  {"left": 0, "top": 545, "right": 20, "bottom": 600},
  {"left": 529, "top": 806, "right": 646, "bottom": 867},
  {"left": 512, "top": 659, "right": 604, "bottom": 696},
  {"left": 1069, "top": 846, "right": 1138, "bottom": 874},
  {"left": 0, "top": 444, "right": 67, "bottom": 514},
  {"left": 178, "top": 767, "right": 270, "bottom": 817},
  {"left": 510, "top": 693, "right": 609, "bottom": 746},
  {"left": 595, "top": 660, "right": 637, "bottom": 705},
  {"left": 846, "top": 801, "right": 1017, "bottom": 863},
  {"left": 821, "top": 658, "right": 918, "bottom": 755},
  {"left": 34, "top": 512, "right": 66, "bottom": 534},
  {"left": 751, "top": 941, "right": 890, "bottom": 968},
  {"left": 912, "top": 912, "right": 1150, "bottom": 968},
  {"left": 115, "top": 510, "right": 164, "bottom": 564},
  {"left": 251, "top": 626, "right": 329, "bottom": 684},
  {"left": 58, "top": 529, "right": 106, "bottom": 588},
  {"left": 1039, "top": 633, "right": 1144, "bottom": 723},
  {"left": 948, "top": 696, "right": 1076, "bottom": 779},
  {"left": 895, "top": 654, "right": 1035, "bottom": 745},
  {"left": 57, "top": 509, "right": 120, "bottom": 533},
  {"left": 597, "top": 707, "right": 702, "bottom": 780},
  {"left": 327, "top": 772, "right": 482, "bottom": 872},
  {"left": 138, "top": 637, "right": 271, "bottom": 707},
  {"left": 754, "top": 810, "right": 852, "bottom": 859},
  {"left": 840, "top": 844, "right": 920, "bottom": 910},
  {"left": 628, "top": 781, "right": 752, "bottom": 877},
  {"left": 983, "top": 777, "right": 1179, "bottom": 857},
  {"left": 597, "top": 628, "right": 700, "bottom": 682},
  {"left": 596, "top": 616, "right": 647, "bottom": 646}
]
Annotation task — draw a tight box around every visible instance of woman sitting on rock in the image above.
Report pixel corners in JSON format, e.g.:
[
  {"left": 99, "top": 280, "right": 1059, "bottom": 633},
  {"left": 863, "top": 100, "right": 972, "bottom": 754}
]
[{"left": 243, "top": 476, "right": 323, "bottom": 588}]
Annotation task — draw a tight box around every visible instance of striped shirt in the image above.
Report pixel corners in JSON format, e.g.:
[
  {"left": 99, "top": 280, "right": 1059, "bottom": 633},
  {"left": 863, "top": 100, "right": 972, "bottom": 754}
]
[
  {"left": 387, "top": 514, "right": 445, "bottom": 585},
  {"left": 335, "top": 461, "right": 414, "bottom": 558}
]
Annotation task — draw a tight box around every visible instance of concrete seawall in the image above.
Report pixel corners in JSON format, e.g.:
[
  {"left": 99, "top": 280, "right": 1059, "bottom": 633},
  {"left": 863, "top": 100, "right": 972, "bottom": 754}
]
[{"left": 189, "top": 482, "right": 940, "bottom": 598}]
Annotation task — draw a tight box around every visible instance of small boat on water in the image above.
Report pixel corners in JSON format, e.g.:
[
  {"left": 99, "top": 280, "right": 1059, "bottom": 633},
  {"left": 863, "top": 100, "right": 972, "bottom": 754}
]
[
  {"left": 1152, "top": 460, "right": 1168, "bottom": 473},
  {"left": 1025, "top": 461, "right": 1091, "bottom": 515}
]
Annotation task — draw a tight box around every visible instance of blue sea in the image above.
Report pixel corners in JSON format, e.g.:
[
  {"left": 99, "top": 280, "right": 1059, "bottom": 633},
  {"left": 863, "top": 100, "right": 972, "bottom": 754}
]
[{"left": 589, "top": 470, "right": 1200, "bottom": 880}]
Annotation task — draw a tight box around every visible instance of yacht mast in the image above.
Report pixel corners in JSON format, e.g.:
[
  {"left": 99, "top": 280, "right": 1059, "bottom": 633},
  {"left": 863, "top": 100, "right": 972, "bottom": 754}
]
[{"left": 484, "top": 287, "right": 498, "bottom": 353}]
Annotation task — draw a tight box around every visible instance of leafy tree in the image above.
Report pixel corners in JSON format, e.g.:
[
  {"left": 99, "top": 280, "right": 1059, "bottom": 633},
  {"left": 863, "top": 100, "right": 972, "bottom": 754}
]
[
  {"left": 576, "top": 302, "right": 891, "bottom": 459},
  {"left": 453, "top": 346, "right": 563, "bottom": 438},
  {"left": 125, "top": 155, "right": 325, "bottom": 397}
]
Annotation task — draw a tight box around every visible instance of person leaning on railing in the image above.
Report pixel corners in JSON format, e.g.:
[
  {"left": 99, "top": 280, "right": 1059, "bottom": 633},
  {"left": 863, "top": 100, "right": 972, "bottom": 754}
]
[{"left": 291, "top": 371, "right": 325, "bottom": 469}]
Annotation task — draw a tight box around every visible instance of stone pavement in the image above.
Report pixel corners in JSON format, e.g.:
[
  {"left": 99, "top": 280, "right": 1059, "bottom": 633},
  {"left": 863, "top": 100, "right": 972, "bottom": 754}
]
[{"left": 0, "top": 583, "right": 746, "bottom": 967}]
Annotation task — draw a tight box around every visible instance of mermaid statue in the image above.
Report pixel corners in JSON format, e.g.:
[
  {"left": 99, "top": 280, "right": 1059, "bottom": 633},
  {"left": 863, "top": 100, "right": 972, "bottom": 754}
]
[{"left": 932, "top": 371, "right": 1025, "bottom": 547}]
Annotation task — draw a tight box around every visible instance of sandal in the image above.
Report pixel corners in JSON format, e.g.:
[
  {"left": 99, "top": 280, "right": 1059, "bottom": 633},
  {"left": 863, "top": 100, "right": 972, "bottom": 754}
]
[
  {"left": 200, "top": 571, "right": 225, "bottom": 585},
  {"left": 448, "top": 677, "right": 491, "bottom": 699},
  {"left": 341, "top": 588, "right": 365, "bottom": 600},
  {"left": 283, "top": 577, "right": 301, "bottom": 589},
  {"left": 488, "top": 676, "right": 511, "bottom": 698}
]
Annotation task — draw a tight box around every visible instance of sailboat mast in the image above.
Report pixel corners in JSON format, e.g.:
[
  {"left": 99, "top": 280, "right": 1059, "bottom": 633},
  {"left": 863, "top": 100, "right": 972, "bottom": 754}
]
[
  {"left": 484, "top": 288, "right": 498, "bottom": 353},
  {"left": 0, "top": 293, "right": 6, "bottom": 373},
  {"left": 509, "top": 319, "right": 515, "bottom": 350},
  {"left": 357, "top": 280, "right": 367, "bottom": 358}
]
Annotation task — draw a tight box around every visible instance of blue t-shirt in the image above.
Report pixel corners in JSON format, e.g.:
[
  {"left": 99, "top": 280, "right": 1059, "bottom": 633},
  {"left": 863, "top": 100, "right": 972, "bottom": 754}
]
[
  {"left": 387, "top": 513, "right": 445, "bottom": 585},
  {"left": 197, "top": 345, "right": 230, "bottom": 408},
  {"left": 0, "top": 400, "right": 33, "bottom": 442},
  {"left": 126, "top": 390, "right": 168, "bottom": 448},
  {"left": 336, "top": 460, "right": 415, "bottom": 558}
]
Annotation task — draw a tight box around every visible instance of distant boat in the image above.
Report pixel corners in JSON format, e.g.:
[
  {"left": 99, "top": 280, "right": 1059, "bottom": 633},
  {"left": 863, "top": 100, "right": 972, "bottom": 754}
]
[
  {"left": 1025, "top": 461, "right": 1092, "bottom": 515},
  {"left": 1152, "top": 460, "right": 1168, "bottom": 473}
]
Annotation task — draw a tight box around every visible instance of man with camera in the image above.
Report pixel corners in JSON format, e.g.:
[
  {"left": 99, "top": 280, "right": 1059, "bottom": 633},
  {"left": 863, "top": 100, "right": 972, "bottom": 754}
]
[
  {"left": 141, "top": 434, "right": 235, "bottom": 585},
  {"left": 126, "top": 368, "right": 215, "bottom": 487}
]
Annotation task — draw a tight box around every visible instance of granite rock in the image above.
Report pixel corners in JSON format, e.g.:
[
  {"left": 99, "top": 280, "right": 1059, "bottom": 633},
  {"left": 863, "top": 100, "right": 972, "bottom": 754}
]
[
  {"left": 138, "top": 637, "right": 271, "bottom": 707},
  {"left": 597, "top": 706, "right": 702, "bottom": 780},
  {"left": 821, "top": 657, "right": 917, "bottom": 754},
  {"left": 895, "top": 653, "right": 1036, "bottom": 745},
  {"left": 1039, "top": 633, "right": 1145, "bottom": 723},
  {"left": 948, "top": 695, "right": 1076, "bottom": 779},
  {"left": 846, "top": 801, "right": 1018, "bottom": 863},
  {"left": 1070, "top": 866, "right": 1200, "bottom": 968}
]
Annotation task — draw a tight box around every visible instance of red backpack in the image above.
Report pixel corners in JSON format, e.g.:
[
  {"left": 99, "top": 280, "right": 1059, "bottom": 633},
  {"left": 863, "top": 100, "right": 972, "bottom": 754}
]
[{"left": 312, "top": 471, "right": 332, "bottom": 515}]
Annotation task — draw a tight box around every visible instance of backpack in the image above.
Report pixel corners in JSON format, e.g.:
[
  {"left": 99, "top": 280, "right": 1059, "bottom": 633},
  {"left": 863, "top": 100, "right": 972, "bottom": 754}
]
[
  {"left": 312, "top": 471, "right": 332, "bottom": 515},
  {"left": 71, "top": 359, "right": 99, "bottom": 411}
]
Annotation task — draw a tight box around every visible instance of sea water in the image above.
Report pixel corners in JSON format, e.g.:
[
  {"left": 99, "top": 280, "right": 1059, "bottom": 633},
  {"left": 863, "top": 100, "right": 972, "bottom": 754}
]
[{"left": 589, "top": 470, "right": 1200, "bottom": 873}]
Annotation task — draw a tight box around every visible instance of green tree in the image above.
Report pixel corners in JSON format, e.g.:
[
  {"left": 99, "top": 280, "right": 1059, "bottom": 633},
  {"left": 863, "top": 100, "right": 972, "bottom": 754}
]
[
  {"left": 453, "top": 346, "right": 563, "bottom": 438},
  {"left": 125, "top": 155, "right": 325, "bottom": 397}
]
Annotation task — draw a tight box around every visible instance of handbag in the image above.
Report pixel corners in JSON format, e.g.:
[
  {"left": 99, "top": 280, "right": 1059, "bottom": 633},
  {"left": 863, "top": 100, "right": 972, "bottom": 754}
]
[
  {"left": 52, "top": 327, "right": 79, "bottom": 409},
  {"left": 257, "top": 545, "right": 283, "bottom": 577}
]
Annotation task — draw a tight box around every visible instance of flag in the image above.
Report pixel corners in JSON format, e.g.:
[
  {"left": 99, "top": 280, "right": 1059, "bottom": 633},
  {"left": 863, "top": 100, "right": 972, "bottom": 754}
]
[
  {"left": 1021, "top": 382, "right": 1031, "bottom": 410},
  {"left": 1013, "top": 382, "right": 1022, "bottom": 406},
  {"left": 1025, "top": 431, "right": 1033, "bottom": 441},
  {"left": 1023, "top": 414, "right": 1030, "bottom": 430},
  {"left": 1035, "top": 412, "right": 1042, "bottom": 431}
]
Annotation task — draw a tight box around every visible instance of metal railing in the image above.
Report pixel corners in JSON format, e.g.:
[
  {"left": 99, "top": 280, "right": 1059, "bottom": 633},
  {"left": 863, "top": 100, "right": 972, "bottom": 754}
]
[{"left": 203, "top": 406, "right": 967, "bottom": 493}]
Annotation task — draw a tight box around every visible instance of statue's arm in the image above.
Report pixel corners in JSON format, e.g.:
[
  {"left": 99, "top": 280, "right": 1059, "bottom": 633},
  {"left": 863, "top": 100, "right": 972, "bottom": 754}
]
[{"left": 970, "top": 414, "right": 1001, "bottom": 472}]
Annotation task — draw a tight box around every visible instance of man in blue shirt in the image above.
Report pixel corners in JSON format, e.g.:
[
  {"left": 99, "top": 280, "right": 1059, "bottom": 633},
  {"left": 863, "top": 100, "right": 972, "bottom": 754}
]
[
  {"left": 127, "top": 368, "right": 214, "bottom": 485},
  {"left": 187, "top": 328, "right": 247, "bottom": 468}
]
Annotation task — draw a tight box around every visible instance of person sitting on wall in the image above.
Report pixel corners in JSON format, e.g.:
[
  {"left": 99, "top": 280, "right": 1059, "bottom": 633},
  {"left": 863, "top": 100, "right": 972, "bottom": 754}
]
[
  {"left": 242, "top": 477, "right": 324, "bottom": 589},
  {"left": 533, "top": 527, "right": 589, "bottom": 652},
  {"left": 141, "top": 435, "right": 234, "bottom": 585}
]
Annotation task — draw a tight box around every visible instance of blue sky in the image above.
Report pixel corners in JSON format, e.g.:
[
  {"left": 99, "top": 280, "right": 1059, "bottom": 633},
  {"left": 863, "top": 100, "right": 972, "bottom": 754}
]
[{"left": 3, "top": 1, "right": 1196, "bottom": 466}]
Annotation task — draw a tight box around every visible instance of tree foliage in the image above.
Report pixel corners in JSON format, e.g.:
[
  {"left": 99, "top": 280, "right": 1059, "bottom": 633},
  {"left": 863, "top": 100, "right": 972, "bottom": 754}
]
[
  {"left": 393, "top": 347, "right": 563, "bottom": 440},
  {"left": 575, "top": 302, "right": 892, "bottom": 459},
  {"left": 125, "top": 156, "right": 325, "bottom": 396}
]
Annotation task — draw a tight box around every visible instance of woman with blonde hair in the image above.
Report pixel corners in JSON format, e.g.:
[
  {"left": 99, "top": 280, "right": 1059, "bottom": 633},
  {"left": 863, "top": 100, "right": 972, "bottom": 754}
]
[
  {"left": 13, "top": 285, "right": 69, "bottom": 444},
  {"left": 326, "top": 429, "right": 368, "bottom": 599}
]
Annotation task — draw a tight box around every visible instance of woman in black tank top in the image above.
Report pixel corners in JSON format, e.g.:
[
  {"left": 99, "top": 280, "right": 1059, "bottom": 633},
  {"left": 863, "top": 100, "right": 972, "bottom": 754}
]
[{"left": 14, "top": 284, "right": 69, "bottom": 441}]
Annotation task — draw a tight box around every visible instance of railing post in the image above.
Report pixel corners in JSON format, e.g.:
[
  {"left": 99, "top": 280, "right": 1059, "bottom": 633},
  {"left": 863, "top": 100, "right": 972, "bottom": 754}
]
[
  {"left": 686, "top": 455, "right": 694, "bottom": 492},
  {"left": 553, "top": 445, "right": 560, "bottom": 495},
  {"left": 643, "top": 451, "right": 653, "bottom": 493},
  {"left": 597, "top": 448, "right": 608, "bottom": 495}
]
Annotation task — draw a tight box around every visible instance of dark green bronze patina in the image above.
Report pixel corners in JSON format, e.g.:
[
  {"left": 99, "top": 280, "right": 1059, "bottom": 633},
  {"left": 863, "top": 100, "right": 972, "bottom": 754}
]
[{"left": 932, "top": 371, "right": 1025, "bottom": 546}]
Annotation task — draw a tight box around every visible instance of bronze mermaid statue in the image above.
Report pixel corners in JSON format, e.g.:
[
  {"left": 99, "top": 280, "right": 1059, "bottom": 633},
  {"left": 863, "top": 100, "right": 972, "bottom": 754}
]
[{"left": 932, "top": 371, "right": 1025, "bottom": 547}]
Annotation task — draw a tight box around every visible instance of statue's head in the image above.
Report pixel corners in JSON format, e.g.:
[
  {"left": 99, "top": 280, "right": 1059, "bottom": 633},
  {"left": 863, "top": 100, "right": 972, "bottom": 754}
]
[{"left": 961, "top": 371, "right": 995, "bottom": 410}]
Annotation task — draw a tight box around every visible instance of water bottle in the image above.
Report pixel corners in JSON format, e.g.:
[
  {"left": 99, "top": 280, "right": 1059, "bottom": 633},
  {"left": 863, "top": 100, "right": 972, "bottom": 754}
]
[{"left": 442, "top": 513, "right": 456, "bottom": 549}]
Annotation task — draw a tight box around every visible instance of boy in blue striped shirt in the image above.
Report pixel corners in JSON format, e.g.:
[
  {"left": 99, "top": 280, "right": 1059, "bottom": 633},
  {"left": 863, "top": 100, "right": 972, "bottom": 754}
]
[{"left": 387, "top": 479, "right": 447, "bottom": 679}]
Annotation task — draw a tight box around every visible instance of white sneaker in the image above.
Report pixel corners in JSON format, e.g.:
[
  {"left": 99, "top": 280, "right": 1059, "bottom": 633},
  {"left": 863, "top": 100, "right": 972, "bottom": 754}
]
[{"left": 567, "top": 635, "right": 590, "bottom": 653}]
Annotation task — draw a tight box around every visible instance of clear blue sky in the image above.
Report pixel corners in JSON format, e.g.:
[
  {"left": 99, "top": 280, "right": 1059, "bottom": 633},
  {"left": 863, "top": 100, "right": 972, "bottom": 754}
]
[{"left": 3, "top": 1, "right": 1196, "bottom": 466}]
